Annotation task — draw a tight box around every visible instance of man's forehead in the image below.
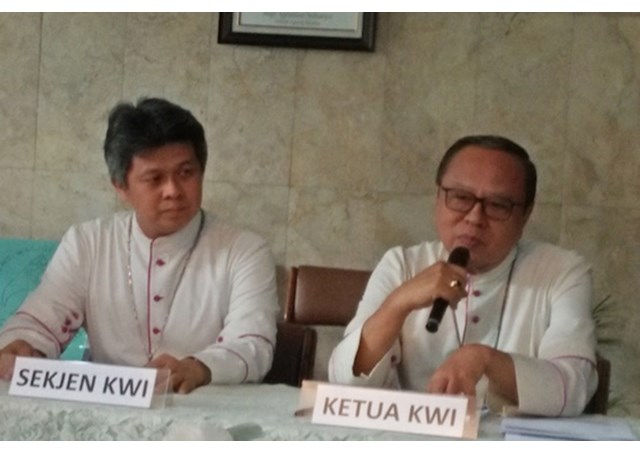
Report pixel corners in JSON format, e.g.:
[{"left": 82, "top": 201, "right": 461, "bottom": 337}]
[
  {"left": 443, "top": 147, "right": 527, "bottom": 193},
  {"left": 447, "top": 147, "right": 524, "bottom": 173},
  {"left": 131, "top": 145, "right": 198, "bottom": 170}
]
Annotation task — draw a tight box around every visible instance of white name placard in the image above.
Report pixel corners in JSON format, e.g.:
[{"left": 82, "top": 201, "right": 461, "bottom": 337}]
[
  {"left": 9, "top": 357, "right": 158, "bottom": 408},
  {"left": 308, "top": 382, "right": 478, "bottom": 439}
]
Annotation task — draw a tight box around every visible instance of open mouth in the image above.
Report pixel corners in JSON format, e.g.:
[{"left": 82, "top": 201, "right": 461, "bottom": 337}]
[{"left": 456, "top": 235, "right": 480, "bottom": 249}]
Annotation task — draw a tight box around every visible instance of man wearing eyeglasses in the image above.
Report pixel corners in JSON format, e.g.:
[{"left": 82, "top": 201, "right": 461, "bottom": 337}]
[{"left": 329, "top": 135, "right": 597, "bottom": 416}]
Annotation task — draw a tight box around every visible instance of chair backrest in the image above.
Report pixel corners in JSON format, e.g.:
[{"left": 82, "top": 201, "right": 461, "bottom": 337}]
[
  {"left": 263, "top": 321, "right": 317, "bottom": 387},
  {"left": 584, "top": 353, "right": 611, "bottom": 415},
  {"left": 284, "top": 265, "right": 372, "bottom": 326},
  {"left": 0, "top": 238, "right": 58, "bottom": 325},
  {"left": 283, "top": 265, "right": 371, "bottom": 382},
  {"left": 0, "top": 238, "right": 87, "bottom": 361}
]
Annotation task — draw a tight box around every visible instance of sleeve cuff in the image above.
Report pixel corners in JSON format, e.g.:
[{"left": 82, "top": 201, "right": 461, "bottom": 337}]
[
  {"left": 329, "top": 325, "right": 398, "bottom": 388},
  {"left": 193, "top": 347, "right": 250, "bottom": 384},
  {"left": 512, "top": 353, "right": 566, "bottom": 416}
]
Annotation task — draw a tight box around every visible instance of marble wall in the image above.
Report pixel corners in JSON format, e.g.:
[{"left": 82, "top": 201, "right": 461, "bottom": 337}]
[{"left": 0, "top": 12, "right": 639, "bottom": 415}]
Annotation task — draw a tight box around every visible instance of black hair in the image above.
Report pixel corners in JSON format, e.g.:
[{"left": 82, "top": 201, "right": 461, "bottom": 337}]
[
  {"left": 436, "top": 135, "right": 537, "bottom": 208},
  {"left": 104, "top": 97, "right": 207, "bottom": 186}
]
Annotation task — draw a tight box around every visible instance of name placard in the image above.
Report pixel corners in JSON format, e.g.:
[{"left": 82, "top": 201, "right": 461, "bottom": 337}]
[
  {"left": 9, "top": 357, "right": 158, "bottom": 408},
  {"left": 302, "top": 381, "right": 478, "bottom": 439}
]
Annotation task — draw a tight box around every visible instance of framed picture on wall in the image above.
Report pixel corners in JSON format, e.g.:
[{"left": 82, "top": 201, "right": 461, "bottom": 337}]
[{"left": 218, "top": 13, "right": 376, "bottom": 52}]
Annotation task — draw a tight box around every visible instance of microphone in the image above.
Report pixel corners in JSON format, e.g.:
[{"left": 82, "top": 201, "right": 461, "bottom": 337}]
[{"left": 426, "top": 246, "right": 470, "bottom": 333}]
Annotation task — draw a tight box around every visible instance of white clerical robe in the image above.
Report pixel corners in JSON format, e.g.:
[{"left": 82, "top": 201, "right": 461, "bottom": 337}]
[
  {"left": 329, "top": 240, "right": 598, "bottom": 416},
  {"left": 0, "top": 210, "right": 279, "bottom": 384}
]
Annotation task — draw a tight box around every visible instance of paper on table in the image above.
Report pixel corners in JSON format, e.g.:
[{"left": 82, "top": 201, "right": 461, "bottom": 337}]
[{"left": 500, "top": 416, "right": 637, "bottom": 441}]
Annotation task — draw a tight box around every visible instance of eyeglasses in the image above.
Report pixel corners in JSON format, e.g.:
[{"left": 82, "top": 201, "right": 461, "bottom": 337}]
[{"left": 439, "top": 186, "right": 524, "bottom": 221}]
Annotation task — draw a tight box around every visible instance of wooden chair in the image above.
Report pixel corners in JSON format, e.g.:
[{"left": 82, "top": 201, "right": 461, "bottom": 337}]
[
  {"left": 263, "top": 321, "right": 317, "bottom": 387},
  {"left": 584, "top": 353, "right": 611, "bottom": 414},
  {"left": 283, "top": 265, "right": 372, "bottom": 382}
]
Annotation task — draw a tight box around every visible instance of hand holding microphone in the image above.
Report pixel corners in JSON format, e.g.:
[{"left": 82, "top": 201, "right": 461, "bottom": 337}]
[{"left": 426, "top": 247, "right": 470, "bottom": 333}]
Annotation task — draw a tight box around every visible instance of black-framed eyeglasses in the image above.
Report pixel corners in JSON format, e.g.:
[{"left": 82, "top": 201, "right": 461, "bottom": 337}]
[{"left": 439, "top": 186, "right": 524, "bottom": 221}]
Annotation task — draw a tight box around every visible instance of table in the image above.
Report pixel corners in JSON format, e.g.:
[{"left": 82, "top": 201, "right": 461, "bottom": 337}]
[{"left": 1, "top": 381, "right": 638, "bottom": 440}]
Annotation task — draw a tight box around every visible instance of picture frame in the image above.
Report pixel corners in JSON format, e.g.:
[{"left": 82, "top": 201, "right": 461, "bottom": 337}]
[{"left": 218, "top": 13, "right": 376, "bottom": 52}]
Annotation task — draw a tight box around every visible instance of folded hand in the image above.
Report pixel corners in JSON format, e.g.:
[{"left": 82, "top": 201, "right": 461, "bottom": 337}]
[{"left": 146, "top": 353, "right": 211, "bottom": 394}]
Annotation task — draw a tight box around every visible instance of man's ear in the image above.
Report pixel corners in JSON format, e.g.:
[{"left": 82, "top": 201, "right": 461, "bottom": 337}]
[{"left": 112, "top": 179, "right": 129, "bottom": 204}]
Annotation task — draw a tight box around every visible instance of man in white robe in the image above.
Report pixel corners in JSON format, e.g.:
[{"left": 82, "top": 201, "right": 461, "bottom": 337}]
[
  {"left": 329, "top": 135, "right": 598, "bottom": 416},
  {"left": 0, "top": 98, "right": 279, "bottom": 393}
]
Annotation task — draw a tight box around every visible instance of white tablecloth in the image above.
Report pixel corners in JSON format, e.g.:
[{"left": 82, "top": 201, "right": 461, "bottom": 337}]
[{"left": 1, "top": 381, "right": 638, "bottom": 441}]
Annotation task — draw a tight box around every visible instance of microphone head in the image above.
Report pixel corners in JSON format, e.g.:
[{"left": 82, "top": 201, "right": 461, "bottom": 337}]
[{"left": 448, "top": 247, "right": 470, "bottom": 267}]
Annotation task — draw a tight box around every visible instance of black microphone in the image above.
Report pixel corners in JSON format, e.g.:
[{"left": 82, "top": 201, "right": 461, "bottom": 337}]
[{"left": 426, "top": 247, "right": 470, "bottom": 333}]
